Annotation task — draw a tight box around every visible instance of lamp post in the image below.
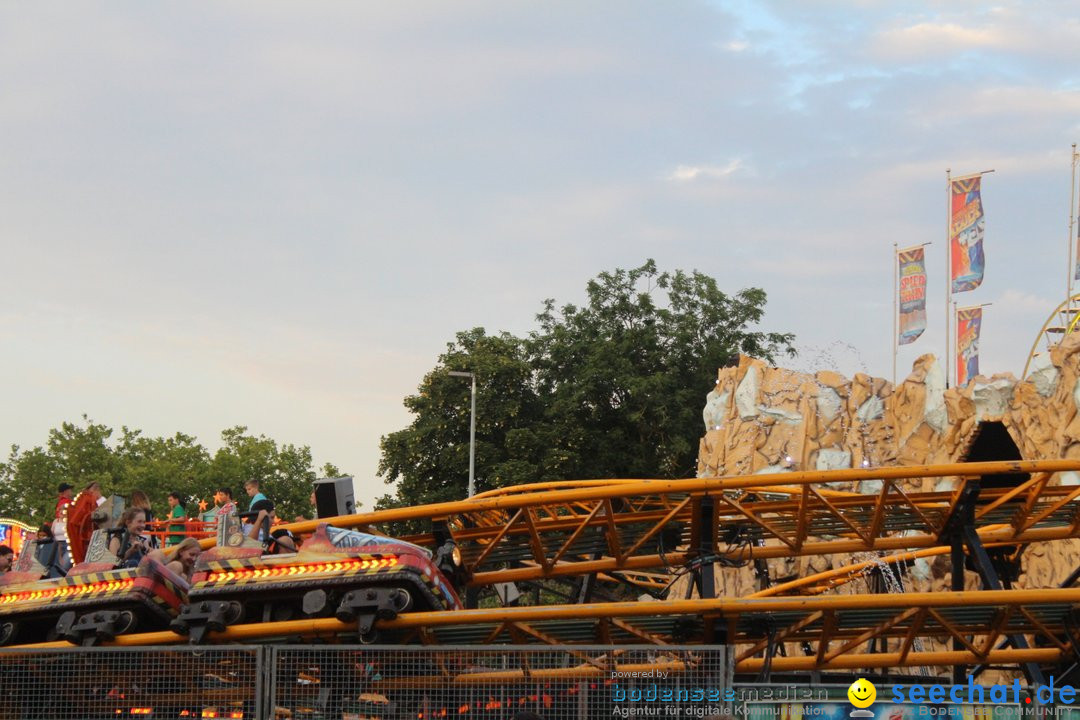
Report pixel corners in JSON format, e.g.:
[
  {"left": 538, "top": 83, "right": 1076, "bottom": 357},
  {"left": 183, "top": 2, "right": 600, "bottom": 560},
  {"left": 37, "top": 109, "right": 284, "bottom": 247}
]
[{"left": 448, "top": 371, "right": 476, "bottom": 497}]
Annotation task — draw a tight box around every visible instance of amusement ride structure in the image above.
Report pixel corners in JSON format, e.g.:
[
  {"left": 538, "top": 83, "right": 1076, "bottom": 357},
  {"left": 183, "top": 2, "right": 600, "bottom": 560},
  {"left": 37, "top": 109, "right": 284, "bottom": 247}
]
[{"left": 5, "top": 459, "right": 1080, "bottom": 688}]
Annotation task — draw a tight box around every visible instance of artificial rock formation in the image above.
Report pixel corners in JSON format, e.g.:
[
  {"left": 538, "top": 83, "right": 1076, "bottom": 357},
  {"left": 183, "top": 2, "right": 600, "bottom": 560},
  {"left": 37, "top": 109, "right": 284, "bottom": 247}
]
[
  {"left": 689, "top": 333, "right": 1080, "bottom": 613},
  {"left": 700, "top": 333, "right": 1080, "bottom": 487}
]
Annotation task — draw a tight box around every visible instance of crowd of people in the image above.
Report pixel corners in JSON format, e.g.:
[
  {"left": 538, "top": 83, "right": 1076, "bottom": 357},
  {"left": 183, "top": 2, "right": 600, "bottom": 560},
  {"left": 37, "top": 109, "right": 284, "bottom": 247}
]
[{"left": 0, "top": 478, "right": 310, "bottom": 581}]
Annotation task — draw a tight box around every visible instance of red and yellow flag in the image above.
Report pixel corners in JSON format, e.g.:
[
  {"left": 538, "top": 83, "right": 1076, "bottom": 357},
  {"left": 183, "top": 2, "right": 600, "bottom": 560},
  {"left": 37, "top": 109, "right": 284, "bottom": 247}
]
[
  {"left": 898, "top": 246, "right": 927, "bottom": 345},
  {"left": 956, "top": 306, "right": 982, "bottom": 387},
  {"left": 951, "top": 177, "right": 986, "bottom": 293}
]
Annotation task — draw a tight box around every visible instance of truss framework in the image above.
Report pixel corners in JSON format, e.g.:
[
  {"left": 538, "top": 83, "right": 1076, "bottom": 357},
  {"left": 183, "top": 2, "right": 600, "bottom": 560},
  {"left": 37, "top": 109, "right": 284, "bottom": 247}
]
[
  {"left": 285, "top": 460, "right": 1080, "bottom": 586},
  {"left": 16, "top": 459, "right": 1080, "bottom": 680}
]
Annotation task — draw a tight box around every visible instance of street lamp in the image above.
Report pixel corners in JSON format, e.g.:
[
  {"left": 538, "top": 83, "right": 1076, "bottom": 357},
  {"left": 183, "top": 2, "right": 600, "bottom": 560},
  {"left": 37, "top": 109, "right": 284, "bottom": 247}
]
[{"left": 447, "top": 371, "right": 477, "bottom": 498}]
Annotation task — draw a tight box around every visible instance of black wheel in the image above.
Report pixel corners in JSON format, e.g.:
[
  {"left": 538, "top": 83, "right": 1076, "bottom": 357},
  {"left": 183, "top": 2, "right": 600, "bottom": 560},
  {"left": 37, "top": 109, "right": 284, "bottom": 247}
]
[
  {"left": 224, "top": 601, "right": 244, "bottom": 625},
  {"left": 392, "top": 588, "right": 413, "bottom": 613},
  {"left": 114, "top": 610, "right": 138, "bottom": 635},
  {"left": 359, "top": 629, "right": 379, "bottom": 644},
  {"left": 0, "top": 621, "right": 15, "bottom": 646}
]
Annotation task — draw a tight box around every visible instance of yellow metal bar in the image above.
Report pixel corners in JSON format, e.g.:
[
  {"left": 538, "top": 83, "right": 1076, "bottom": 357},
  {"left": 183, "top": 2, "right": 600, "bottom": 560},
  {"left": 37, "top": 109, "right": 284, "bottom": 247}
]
[
  {"left": 13, "top": 585, "right": 1080, "bottom": 651},
  {"left": 739, "top": 647, "right": 1063, "bottom": 672},
  {"left": 470, "top": 521, "right": 1080, "bottom": 585},
  {"left": 276, "top": 460, "right": 1080, "bottom": 538}
]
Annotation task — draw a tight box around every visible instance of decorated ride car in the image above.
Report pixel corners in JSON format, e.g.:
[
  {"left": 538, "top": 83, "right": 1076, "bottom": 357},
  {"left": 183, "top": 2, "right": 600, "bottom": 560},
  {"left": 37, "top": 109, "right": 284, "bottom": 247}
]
[
  {"left": 173, "top": 511, "right": 466, "bottom": 643},
  {"left": 0, "top": 508, "right": 465, "bottom": 647},
  {"left": 0, "top": 534, "right": 190, "bottom": 646}
]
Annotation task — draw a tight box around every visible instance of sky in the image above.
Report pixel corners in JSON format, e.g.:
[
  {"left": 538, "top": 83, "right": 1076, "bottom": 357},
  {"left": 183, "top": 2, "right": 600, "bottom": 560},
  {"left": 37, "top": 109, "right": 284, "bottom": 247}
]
[{"left": 2, "top": 1, "right": 1079, "bottom": 509}]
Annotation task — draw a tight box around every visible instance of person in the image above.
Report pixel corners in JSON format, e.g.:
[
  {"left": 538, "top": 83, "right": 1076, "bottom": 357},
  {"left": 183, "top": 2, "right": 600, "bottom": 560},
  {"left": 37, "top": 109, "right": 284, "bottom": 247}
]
[
  {"left": 109, "top": 508, "right": 152, "bottom": 569},
  {"left": 53, "top": 483, "right": 74, "bottom": 543},
  {"left": 149, "top": 537, "right": 201, "bottom": 581},
  {"left": 165, "top": 492, "right": 187, "bottom": 546},
  {"left": 0, "top": 545, "right": 13, "bottom": 573},
  {"left": 67, "top": 482, "right": 104, "bottom": 564},
  {"left": 244, "top": 479, "right": 268, "bottom": 510},
  {"left": 242, "top": 499, "right": 275, "bottom": 543},
  {"left": 36, "top": 524, "right": 54, "bottom": 542},
  {"left": 215, "top": 487, "right": 237, "bottom": 516},
  {"left": 131, "top": 490, "right": 154, "bottom": 522},
  {"left": 267, "top": 527, "right": 298, "bottom": 554}
]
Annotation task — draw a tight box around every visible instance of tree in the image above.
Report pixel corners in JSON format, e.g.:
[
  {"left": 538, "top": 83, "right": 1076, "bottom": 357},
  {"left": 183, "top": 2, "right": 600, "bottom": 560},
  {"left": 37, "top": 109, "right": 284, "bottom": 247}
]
[
  {"left": 377, "top": 328, "right": 542, "bottom": 510},
  {"left": 0, "top": 419, "right": 345, "bottom": 527},
  {"left": 377, "top": 260, "right": 795, "bottom": 509},
  {"left": 0, "top": 416, "right": 122, "bottom": 524},
  {"left": 116, "top": 428, "right": 212, "bottom": 511},
  {"left": 208, "top": 427, "right": 330, "bottom": 521},
  {"left": 530, "top": 260, "right": 795, "bottom": 479}
]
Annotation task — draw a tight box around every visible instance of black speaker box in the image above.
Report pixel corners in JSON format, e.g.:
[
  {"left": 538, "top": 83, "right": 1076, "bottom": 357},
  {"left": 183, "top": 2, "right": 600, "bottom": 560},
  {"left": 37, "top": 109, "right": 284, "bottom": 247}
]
[{"left": 314, "top": 477, "right": 355, "bottom": 519}]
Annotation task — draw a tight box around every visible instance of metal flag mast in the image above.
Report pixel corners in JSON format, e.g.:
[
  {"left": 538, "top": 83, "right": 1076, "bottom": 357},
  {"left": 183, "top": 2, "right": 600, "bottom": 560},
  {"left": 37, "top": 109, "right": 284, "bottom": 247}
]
[
  {"left": 1069, "top": 143, "right": 1078, "bottom": 302},
  {"left": 945, "top": 169, "right": 951, "bottom": 388}
]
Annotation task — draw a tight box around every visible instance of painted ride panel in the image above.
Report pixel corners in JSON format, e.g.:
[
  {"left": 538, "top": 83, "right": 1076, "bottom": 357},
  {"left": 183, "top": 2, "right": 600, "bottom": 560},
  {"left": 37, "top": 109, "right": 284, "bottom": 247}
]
[{"left": 0, "top": 552, "right": 189, "bottom": 645}]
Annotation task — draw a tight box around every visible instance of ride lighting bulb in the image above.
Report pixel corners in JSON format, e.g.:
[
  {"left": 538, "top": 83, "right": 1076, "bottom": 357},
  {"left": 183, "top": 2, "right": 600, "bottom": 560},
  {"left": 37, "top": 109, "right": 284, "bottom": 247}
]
[
  {"left": 0, "top": 579, "right": 135, "bottom": 605},
  {"left": 206, "top": 557, "right": 398, "bottom": 583}
]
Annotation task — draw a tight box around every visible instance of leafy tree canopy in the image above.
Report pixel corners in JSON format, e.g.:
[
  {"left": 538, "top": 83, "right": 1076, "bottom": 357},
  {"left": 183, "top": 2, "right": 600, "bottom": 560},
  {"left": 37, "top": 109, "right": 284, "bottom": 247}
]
[
  {"left": 0, "top": 416, "right": 346, "bottom": 527},
  {"left": 377, "top": 260, "right": 795, "bottom": 510}
]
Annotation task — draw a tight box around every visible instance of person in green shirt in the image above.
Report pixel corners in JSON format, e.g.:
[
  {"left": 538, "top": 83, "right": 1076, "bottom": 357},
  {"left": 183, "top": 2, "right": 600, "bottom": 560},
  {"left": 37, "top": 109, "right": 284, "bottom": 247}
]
[{"left": 165, "top": 491, "right": 187, "bottom": 546}]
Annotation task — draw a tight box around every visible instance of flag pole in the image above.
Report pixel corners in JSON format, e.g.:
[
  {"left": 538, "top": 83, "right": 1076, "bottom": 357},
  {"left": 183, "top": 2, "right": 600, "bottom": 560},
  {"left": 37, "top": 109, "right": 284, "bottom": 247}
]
[
  {"left": 893, "top": 242, "right": 898, "bottom": 386},
  {"left": 952, "top": 300, "right": 958, "bottom": 387},
  {"left": 1070, "top": 143, "right": 1077, "bottom": 302},
  {"left": 945, "top": 169, "right": 952, "bottom": 388}
]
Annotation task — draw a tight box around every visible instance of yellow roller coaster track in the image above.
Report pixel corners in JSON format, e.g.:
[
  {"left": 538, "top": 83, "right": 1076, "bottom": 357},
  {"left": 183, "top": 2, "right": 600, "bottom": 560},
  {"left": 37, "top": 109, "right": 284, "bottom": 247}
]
[{"left": 12, "top": 459, "right": 1080, "bottom": 678}]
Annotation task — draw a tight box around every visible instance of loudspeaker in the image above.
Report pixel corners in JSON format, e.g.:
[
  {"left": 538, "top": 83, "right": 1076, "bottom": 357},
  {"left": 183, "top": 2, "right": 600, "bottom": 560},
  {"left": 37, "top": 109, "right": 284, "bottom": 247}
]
[{"left": 314, "top": 477, "right": 356, "bottom": 519}]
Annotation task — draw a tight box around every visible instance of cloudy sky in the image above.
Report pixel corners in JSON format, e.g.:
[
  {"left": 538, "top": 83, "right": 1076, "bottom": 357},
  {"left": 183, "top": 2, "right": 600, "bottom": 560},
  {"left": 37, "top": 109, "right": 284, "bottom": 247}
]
[{"left": 2, "top": 2, "right": 1078, "bottom": 508}]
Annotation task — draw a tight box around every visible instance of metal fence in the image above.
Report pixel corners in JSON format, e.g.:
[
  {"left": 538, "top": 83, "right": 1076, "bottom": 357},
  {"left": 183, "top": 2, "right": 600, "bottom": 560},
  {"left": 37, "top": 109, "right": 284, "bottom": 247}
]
[
  {"left": 0, "top": 644, "right": 728, "bottom": 720},
  {"left": 268, "top": 645, "right": 730, "bottom": 720},
  {"left": 0, "top": 645, "right": 264, "bottom": 720},
  {"left": 9, "top": 644, "right": 1072, "bottom": 720}
]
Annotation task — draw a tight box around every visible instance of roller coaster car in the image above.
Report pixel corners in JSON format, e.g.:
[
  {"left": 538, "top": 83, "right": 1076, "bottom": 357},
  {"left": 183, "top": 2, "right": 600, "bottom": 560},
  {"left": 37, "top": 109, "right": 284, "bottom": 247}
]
[
  {"left": 174, "top": 515, "right": 463, "bottom": 643},
  {"left": 0, "top": 534, "right": 190, "bottom": 646}
]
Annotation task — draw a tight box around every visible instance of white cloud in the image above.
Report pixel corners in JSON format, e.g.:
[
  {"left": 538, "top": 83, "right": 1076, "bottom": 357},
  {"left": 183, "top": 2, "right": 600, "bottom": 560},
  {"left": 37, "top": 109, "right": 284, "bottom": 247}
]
[
  {"left": 869, "top": 10, "right": 1080, "bottom": 64},
  {"left": 993, "top": 288, "right": 1060, "bottom": 316},
  {"left": 666, "top": 159, "right": 744, "bottom": 182},
  {"left": 875, "top": 21, "right": 1003, "bottom": 57}
]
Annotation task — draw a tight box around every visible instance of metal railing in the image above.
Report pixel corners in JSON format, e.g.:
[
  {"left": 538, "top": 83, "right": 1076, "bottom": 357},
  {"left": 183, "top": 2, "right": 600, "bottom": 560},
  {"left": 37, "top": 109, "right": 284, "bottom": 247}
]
[
  {"left": 0, "top": 644, "right": 264, "bottom": 720},
  {"left": 267, "top": 644, "right": 730, "bottom": 720},
  {"left": 2, "top": 643, "right": 1074, "bottom": 720}
]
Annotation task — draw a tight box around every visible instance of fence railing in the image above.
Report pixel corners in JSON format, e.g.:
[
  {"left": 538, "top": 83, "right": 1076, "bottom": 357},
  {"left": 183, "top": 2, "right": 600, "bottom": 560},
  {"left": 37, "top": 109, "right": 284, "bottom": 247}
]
[
  {"left": 0, "top": 644, "right": 264, "bottom": 720},
  {"left": 3, "top": 643, "right": 1068, "bottom": 720},
  {"left": 0, "top": 644, "right": 728, "bottom": 720}
]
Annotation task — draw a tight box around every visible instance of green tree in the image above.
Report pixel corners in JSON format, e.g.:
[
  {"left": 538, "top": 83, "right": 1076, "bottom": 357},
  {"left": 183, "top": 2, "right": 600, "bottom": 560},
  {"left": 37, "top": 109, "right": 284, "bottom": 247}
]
[
  {"left": 0, "top": 420, "right": 345, "bottom": 526},
  {"left": 115, "top": 428, "right": 212, "bottom": 514},
  {"left": 530, "top": 260, "right": 795, "bottom": 479},
  {"left": 0, "top": 417, "right": 122, "bottom": 526},
  {"left": 208, "top": 427, "right": 331, "bottom": 521},
  {"left": 377, "top": 260, "right": 795, "bottom": 509},
  {"left": 377, "top": 328, "right": 542, "bottom": 510}
]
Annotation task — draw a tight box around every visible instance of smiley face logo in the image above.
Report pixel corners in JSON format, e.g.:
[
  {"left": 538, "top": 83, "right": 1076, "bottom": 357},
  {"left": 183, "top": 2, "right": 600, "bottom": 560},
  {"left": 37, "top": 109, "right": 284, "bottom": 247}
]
[{"left": 848, "top": 678, "right": 876, "bottom": 708}]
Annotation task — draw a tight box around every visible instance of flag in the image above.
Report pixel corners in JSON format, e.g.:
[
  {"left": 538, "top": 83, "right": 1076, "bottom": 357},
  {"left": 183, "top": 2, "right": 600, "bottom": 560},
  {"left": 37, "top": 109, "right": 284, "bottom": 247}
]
[
  {"left": 897, "top": 246, "right": 927, "bottom": 345},
  {"left": 951, "top": 177, "right": 985, "bottom": 293},
  {"left": 956, "top": 306, "right": 982, "bottom": 387}
]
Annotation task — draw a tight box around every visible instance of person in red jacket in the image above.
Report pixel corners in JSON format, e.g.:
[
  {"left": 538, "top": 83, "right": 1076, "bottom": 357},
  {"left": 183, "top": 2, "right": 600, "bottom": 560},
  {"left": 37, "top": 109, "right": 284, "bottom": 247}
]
[{"left": 67, "top": 482, "right": 103, "bottom": 564}]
